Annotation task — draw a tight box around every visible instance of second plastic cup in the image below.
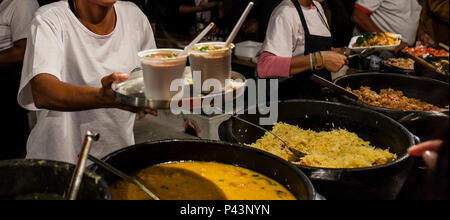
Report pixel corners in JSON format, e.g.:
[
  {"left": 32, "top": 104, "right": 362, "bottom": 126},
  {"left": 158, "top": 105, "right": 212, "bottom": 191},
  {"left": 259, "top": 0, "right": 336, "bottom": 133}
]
[{"left": 189, "top": 42, "right": 235, "bottom": 93}]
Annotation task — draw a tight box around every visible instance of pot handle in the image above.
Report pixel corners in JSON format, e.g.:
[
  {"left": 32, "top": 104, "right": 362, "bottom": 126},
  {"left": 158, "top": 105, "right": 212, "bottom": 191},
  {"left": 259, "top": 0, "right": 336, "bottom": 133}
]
[
  {"left": 308, "top": 169, "right": 343, "bottom": 182},
  {"left": 412, "top": 134, "right": 421, "bottom": 145},
  {"left": 218, "top": 118, "right": 238, "bottom": 143},
  {"left": 399, "top": 112, "right": 449, "bottom": 125},
  {"left": 67, "top": 131, "right": 100, "bottom": 200},
  {"left": 399, "top": 112, "right": 449, "bottom": 145},
  {"left": 314, "top": 192, "right": 327, "bottom": 200},
  {"left": 308, "top": 169, "right": 367, "bottom": 187}
]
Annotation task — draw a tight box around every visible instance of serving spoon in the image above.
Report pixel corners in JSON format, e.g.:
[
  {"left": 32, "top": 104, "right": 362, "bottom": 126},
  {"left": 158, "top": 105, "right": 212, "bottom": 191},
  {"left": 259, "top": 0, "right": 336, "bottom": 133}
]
[
  {"left": 67, "top": 131, "right": 100, "bottom": 200},
  {"left": 87, "top": 154, "right": 160, "bottom": 200},
  {"left": 231, "top": 116, "right": 307, "bottom": 159},
  {"left": 213, "top": 106, "right": 307, "bottom": 159},
  {"left": 311, "top": 74, "right": 359, "bottom": 101},
  {"left": 347, "top": 48, "right": 376, "bottom": 59}
]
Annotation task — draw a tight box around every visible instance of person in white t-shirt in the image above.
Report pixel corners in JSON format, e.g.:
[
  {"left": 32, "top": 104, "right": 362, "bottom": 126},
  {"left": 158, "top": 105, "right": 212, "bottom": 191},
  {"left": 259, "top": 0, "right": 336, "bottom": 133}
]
[
  {"left": 258, "top": 0, "right": 348, "bottom": 100},
  {"left": 352, "top": 0, "right": 422, "bottom": 51},
  {"left": 0, "top": 0, "right": 39, "bottom": 160},
  {"left": 0, "top": 0, "right": 39, "bottom": 66},
  {"left": 17, "top": 0, "right": 157, "bottom": 164}
]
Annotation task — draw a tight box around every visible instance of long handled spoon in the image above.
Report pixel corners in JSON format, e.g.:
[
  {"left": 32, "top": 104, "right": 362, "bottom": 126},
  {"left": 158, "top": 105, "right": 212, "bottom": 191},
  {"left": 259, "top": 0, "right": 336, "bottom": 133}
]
[
  {"left": 311, "top": 74, "right": 359, "bottom": 101},
  {"left": 88, "top": 155, "right": 160, "bottom": 200},
  {"left": 67, "top": 131, "right": 100, "bottom": 200},
  {"left": 213, "top": 106, "right": 307, "bottom": 159}
]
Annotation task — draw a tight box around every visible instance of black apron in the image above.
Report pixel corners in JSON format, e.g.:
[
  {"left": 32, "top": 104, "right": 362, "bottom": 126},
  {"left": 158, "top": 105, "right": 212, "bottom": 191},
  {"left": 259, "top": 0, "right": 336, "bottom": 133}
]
[{"left": 278, "top": 0, "right": 333, "bottom": 100}]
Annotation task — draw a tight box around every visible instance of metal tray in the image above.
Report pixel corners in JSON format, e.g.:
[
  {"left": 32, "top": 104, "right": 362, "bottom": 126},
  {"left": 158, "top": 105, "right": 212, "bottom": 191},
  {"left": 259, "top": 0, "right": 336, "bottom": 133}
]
[{"left": 112, "top": 67, "right": 247, "bottom": 110}]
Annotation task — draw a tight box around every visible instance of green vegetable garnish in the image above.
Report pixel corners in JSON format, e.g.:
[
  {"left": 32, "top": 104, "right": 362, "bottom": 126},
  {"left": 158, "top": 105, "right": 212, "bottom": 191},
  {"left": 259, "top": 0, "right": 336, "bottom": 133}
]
[
  {"left": 164, "top": 54, "right": 177, "bottom": 58},
  {"left": 199, "top": 46, "right": 210, "bottom": 52},
  {"left": 196, "top": 46, "right": 222, "bottom": 52},
  {"left": 356, "top": 33, "right": 376, "bottom": 45}
]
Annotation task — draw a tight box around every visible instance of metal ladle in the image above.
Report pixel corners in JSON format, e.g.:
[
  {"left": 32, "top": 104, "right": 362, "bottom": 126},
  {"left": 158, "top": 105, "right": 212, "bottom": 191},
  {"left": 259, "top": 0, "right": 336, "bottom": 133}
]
[
  {"left": 347, "top": 48, "right": 377, "bottom": 59},
  {"left": 231, "top": 116, "right": 307, "bottom": 159},
  {"left": 311, "top": 74, "right": 359, "bottom": 101},
  {"left": 87, "top": 155, "right": 160, "bottom": 200},
  {"left": 67, "top": 131, "right": 100, "bottom": 200},
  {"left": 213, "top": 106, "right": 307, "bottom": 159},
  {"left": 67, "top": 131, "right": 160, "bottom": 200}
]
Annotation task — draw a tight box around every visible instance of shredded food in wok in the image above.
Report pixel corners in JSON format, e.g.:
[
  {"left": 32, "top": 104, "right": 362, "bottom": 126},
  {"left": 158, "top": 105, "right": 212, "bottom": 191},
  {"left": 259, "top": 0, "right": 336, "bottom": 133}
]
[
  {"left": 348, "top": 86, "right": 446, "bottom": 111},
  {"left": 248, "top": 123, "right": 397, "bottom": 169}
]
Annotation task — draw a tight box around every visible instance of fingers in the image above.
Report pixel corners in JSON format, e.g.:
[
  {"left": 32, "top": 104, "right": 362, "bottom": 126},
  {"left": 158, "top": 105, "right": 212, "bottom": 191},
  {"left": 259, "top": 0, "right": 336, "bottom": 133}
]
[
  {"left": 101, "top": 72, "right": 130, "bottom": 89},
  {"left": 145, "top": 109, "right": 158, "bottom": 116},
  {"left": 120, "top": 104, "right": 158, "bottom": 117},
  {"left": 408, "top": 140, "right": 443, "bottom": 157},
  {"left": 333, "top": 53, "right": 348, "bottom": 70},
  {"left": 323, "top": 51, "right": 348, "bottom": 72},
  {"left": 423, "top": 150, "right": 439, "bottom": 169},
  {"left": 408, "top": 140, "right": 443, "bottom": 169}
]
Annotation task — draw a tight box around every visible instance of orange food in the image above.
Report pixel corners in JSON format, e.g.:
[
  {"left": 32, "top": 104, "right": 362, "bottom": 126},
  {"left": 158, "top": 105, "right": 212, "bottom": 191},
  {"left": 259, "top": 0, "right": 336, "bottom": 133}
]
[{"left": 403, "top": 46, "right": 449, "bottom": 58}]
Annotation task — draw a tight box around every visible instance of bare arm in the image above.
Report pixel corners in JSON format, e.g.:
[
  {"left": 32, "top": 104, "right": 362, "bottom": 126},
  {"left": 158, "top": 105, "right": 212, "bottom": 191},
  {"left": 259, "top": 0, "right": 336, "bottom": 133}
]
[
  {"left": 0, "top": 39, "right": 26, "bottom": 67},
  {"left": 179, "top": 5, "right": 202, "bottom": 14},
  {"left": 351, "top": 7, "right": 383, "bottom": 34},
  {"left": 30, "top": 73, "right": 128, "bottom": 112},
  {"left": 179, "top": 1, "right": 219, "bottom": 14},
  {"left": 291, "top": 51, "right": 348, "bottom": 75},
  {"left": 290, "top": 55, "right": 313, "bottom": 75}
]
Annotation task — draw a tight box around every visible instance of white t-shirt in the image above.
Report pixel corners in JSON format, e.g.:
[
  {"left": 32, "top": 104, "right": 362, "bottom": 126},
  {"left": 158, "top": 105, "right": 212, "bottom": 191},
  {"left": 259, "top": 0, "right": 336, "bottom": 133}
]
[
  {"left": 0, "top": 0, "right": 39, "bottom": 51},
  {"left": 354, "top": 0, "right": 422, "bottom": 46},
  {"left": 262, "top": 0, "right": 331, "bottom": 58},
  {"left": 18, "top": 1, "right": 156, "bottom": 164}
]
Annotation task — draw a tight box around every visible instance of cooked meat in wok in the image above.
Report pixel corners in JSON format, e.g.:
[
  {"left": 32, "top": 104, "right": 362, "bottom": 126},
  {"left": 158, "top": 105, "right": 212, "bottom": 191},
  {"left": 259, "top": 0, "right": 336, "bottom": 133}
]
[{"left": 348, "top": 86, "right": 446, "bottom": 111}]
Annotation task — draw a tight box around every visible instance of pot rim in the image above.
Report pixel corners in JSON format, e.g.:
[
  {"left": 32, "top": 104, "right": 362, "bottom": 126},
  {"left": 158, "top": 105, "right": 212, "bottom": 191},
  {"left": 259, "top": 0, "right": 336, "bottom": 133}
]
[
  {"left": 0, "top": 159, "right": 112, "bottom": 200},
  {"left": 232, "top": 99, "right": 415, "bottom": 173},
  {"left": 333, "top": 72, "right": 450, "bottom": 115},
  {"left": 99, "top": 139, "right": 317, "bottom": 200}
]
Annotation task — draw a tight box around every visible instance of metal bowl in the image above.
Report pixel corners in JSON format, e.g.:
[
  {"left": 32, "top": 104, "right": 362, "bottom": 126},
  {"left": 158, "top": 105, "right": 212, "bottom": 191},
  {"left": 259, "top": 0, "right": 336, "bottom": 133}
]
[
  {"left": 0, "top": 159, "right": 111, "bottom": 200},
  {"left": 112, "top": 67, "right": 247, "bottom": 110}
]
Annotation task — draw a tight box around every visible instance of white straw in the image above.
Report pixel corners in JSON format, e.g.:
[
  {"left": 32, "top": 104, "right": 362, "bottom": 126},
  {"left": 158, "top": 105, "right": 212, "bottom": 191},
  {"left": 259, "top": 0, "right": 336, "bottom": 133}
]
[
  {"left": 225, "top": 2, "right": 254, "bottom": 47},
  {"left": 179, "top": 22, "right": 215, "bottom": 56}
]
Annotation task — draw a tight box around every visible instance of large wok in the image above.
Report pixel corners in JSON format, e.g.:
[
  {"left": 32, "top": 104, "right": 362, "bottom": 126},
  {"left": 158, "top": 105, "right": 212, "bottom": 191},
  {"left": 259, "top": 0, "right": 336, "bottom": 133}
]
[
  {"left": 0, "top": 160, "right": 111, "bottom": 200},
  {"left": 88, "top": 139, "right": 318, "bottom": 200},
  {"left": 333, "top": 73, "right": 449, "bottom": 120},
  {"left": 219, "top": 100, "right": 416, "bottom": 200}
]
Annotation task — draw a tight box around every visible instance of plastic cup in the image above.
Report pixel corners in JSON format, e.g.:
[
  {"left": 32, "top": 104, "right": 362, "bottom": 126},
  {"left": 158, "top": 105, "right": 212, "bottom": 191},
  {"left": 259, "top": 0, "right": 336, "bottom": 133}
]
[
  {"left": 138, "top": 49, "right": 188, "bottom": 102},
  {"left": 189, "top": 42, "right": 235, "bottom": 93}
]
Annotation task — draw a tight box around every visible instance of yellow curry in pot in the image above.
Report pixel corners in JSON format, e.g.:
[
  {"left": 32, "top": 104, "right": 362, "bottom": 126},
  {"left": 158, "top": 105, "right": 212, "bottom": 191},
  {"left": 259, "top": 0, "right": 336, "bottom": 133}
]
[{"left": 110, "top": 161, "right": 296, "bottom": 200}]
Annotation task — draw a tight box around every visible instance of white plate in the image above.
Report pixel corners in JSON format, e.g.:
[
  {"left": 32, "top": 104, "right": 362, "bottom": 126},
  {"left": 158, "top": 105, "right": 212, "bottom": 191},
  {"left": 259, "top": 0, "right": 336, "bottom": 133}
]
[{"left": 349, "top": 34, "right": 402, "bottom": 53}]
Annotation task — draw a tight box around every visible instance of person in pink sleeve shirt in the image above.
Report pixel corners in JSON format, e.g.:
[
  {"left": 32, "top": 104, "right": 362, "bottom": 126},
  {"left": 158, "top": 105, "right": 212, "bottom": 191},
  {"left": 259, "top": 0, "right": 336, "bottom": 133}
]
[{"left": 257, "top": 0, "right": 347, "bottom": 100}]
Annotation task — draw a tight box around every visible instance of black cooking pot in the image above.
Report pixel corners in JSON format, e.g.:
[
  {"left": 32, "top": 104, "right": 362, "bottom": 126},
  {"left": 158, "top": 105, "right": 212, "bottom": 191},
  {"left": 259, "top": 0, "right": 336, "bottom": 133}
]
[
  {"left": 88, "top": 139, "right": 318, "bottom": 200},
  {"left": 0, "top": 159, "right": 111, "bottom": 200},
  {"left": 399, "top": 111, "right": 449, "bottom": 142},
  {"left": 333, "top": 73, "right": 449, "bottom": 120},
  {"left": 219, "top": 100, "right": 416, "bottom": 200},
  {"left": 396, "top": 112, "right": 449, "bottom": 200}
]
